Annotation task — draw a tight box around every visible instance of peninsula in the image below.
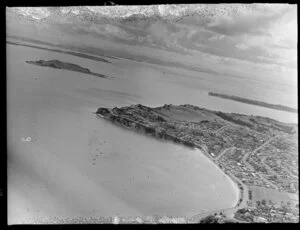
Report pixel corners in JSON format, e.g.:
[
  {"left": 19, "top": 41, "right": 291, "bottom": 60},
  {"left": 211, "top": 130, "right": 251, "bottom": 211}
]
[
  {"left": 96, "top": 104, "right": 298, "bottom": 223},
  {"left": 26, "top": 60, "right": 108, "bottom": 78},
  {"left": 208, "top": 92, "right": 297, "bottom": 113}
]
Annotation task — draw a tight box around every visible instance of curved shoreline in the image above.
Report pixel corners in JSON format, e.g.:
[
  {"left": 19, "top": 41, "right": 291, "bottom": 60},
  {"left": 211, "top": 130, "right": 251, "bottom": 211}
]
[
  {"left": 95, "top": 103, "right": 297, "bottom": 221},
  {"left": 187, "top": 148, "right": 245, "bottom": 220},
  {"left": 96, "top": 112, "right": 244, "bottom": 219}
]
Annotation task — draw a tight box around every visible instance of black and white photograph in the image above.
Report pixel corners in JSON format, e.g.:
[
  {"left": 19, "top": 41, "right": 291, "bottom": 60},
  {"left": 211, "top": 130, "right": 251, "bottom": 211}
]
[{"left": 6, "top": 4, "right": 298, "bottom": 224}]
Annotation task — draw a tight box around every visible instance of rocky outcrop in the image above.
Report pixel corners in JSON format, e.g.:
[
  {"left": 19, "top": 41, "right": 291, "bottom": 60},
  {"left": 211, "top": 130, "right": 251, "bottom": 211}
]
[
  {"left": 96, "top": 104, "right": 297, "bottom": 154},
  {"left": 96, "top": 106, "right": 195, "bottom": 149}
]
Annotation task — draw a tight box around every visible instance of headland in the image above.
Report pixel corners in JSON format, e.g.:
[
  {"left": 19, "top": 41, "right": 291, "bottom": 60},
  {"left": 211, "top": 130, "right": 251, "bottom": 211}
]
[{"left": 96, "top": 103, "right": 298, "bottom": 222}]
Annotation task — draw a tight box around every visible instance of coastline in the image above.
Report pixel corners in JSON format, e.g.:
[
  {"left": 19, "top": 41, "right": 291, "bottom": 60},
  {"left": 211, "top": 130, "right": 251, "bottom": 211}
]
[
  {"left": 96, "top": 112, "right": 243, "bottom": 218},
  {"left": 10, "top": 36, "right": 298, "bottom": 224},
  {"left": 189, "top": 148, "right": 244, "bottom": 217},
  {"left": 194, "top": 149, "right": 241, "bottom": 208},
  {"left": 94, "top": 103, "right": 297, "bottom": 221}
]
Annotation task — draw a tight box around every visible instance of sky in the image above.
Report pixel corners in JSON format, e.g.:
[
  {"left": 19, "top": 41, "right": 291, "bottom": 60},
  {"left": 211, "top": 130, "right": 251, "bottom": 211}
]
[{"left": 6, "top": 4, "right": 297, "bottom": 85}]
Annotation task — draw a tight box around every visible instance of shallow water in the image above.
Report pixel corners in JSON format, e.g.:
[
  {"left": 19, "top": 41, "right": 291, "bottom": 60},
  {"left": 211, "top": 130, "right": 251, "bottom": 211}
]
[{"left": 7, "top": 43, "right": 295, "bottom": 223}]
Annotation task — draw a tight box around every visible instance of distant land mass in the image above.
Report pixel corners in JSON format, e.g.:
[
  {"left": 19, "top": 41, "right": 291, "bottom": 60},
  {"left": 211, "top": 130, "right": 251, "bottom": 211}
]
[
  {"left": 26, "top": 59, "right": 108, "bottom": 78},
  {"left": 208, "top": 92, "right": 297, "bottom": 114},
  {"left": 6, "top": 36, "right": 231, "bottom": 78},
  {"left": 7, "top": 40, "right": 112, "bottom": 64}
]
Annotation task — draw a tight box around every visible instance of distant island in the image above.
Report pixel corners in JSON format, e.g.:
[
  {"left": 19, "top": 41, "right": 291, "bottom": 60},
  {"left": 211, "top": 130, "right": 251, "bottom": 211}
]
[
  {"left": 26, "top": 59, "right": 108, "bottom": 78},
  {"left": 208, "top": 92, "right": 297, "bottom": 113}
]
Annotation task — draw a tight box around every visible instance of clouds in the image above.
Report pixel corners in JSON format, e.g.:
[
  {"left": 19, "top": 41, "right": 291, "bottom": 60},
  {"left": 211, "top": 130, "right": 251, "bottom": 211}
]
[
  {"left": 267, "top": 7, "right": 297, "bottom": 50},
  {"left": 10, "top": 7, "right": 50, "bottom": 19},
  {"left": 101, "top": 24, "right": 136, "bottom": 41},
  {"left": 69, "top": 23, "right": 138, "bottom": 44},
  {"left": 235, "top": 43, "right": 249, "bottom": 51},
  {"left": 196, "top": 4, "right": 293, "bottom": 37},
  {"left": 147, "top": 21, "right": 183, "bottom": 49},
  {"left": 203, "top": 5, "right": 296, "bottom": 71},
  {"left": 204, "top": 7, "right": 267, "bottom": 37},
  {"left": 149, "top": 4, "right": 296, "bottom": 72},
  {"left": 7, "top": 5, "right": 297, "bottom": 81},
  {"left": 170, "top": 4, "right": 297, "bottom": 69}
]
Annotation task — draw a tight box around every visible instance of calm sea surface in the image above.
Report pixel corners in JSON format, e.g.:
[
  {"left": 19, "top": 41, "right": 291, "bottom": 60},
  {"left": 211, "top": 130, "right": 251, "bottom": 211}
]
[{"left": 7, "top": 43, "right": 295, "bottom": 222}]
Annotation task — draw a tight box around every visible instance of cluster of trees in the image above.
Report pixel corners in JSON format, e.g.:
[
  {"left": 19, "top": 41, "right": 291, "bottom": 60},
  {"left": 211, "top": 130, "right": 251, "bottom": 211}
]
[
  {"left": 235, "top": 208, "right": 254, "bottom": 222},
  {"left": 273, "top": 123, "right": 294, "bottom": 134},
  {"left": 255, "top": 199, "right": 295, "bottom": 210},
  {"left": 215, "top": 112, "right": 254, "bottom": 129},
  {"left": 199, "top": 212, "right": 235, "bottom": 223},
  {"left": 96, "top": 108, "right": 110, "bottom": 116},
  {"left": 250, "top": 117, "right": 294, "bottom": 134},
  {"left": 248, "top": 190, "right": 252, "bottom": 200}
]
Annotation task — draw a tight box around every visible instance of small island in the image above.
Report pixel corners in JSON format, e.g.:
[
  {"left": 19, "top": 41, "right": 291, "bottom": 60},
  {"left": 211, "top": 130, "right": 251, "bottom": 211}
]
[
  {"left": 26, "top": 59, "right": 108, "bottom": 78},
  {"left": 208, "top": 92, "right": 297, "bottom": 113}
]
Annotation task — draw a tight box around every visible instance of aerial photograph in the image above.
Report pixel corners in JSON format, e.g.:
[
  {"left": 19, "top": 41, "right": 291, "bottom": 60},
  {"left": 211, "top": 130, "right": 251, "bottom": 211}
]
[{"left": 6, "top": 4, "right": 298, "bottom": 224}]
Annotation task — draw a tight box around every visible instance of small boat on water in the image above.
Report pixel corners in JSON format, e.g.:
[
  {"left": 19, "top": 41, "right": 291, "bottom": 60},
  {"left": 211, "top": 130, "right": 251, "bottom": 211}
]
[{"left": 21, "top": 137, "right": 31, "bottom": 142}]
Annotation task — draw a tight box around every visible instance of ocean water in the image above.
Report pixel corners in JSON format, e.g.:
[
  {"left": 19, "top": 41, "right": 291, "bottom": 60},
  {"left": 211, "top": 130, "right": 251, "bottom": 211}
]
[{"left": 6, "top": 43, "right": 295, "bottom": 223}]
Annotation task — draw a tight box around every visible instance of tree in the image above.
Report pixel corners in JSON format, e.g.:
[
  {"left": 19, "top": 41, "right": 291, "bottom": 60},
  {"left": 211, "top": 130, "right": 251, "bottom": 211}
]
[
  {"left": 268, "top": 200, "right": 274, "bottom": 206},
  {"left": 261, "top": 199, "right": 267, "bottom": 206},
  {"left": 199, "top": 215, "right": 218, "bottom": 223},
  {"left": 280, "top": 201, "right": 288, "bottom": 213},
  {"left": 268, "top": 200, "right": 276, "bottom": 209},
  {"left": 256, "top": 201, "right": 261, "bottom": 207}
]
